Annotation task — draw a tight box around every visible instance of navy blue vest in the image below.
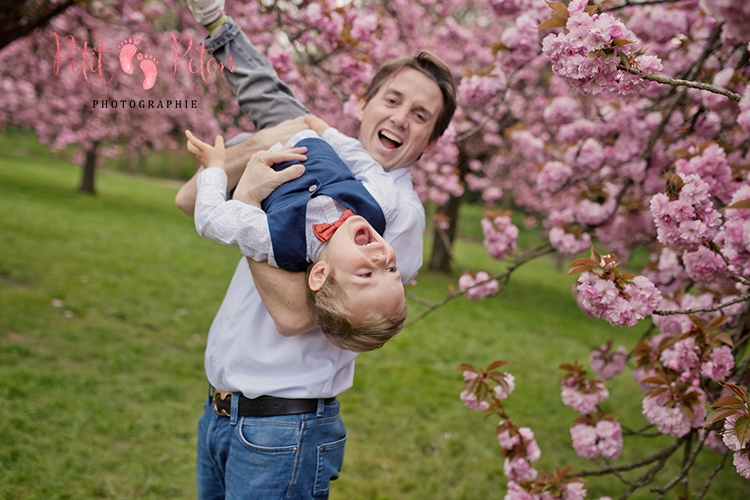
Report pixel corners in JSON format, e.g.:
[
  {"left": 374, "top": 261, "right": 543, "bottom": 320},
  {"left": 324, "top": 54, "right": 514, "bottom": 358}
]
[{"left": 261, "top": 138, "right": 386, "bottom": 272}]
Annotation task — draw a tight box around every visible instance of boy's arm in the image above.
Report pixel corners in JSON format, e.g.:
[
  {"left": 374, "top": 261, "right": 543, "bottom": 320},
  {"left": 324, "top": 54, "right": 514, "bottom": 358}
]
[
  {"left": 246, "top": 259, "right": 316, "bottom": 336},
  {"left": 176, "top": 117, "right": 310, "bottom": 216},
  {"left": 194, "top": 168, "right": 276, "bottom": 264}
]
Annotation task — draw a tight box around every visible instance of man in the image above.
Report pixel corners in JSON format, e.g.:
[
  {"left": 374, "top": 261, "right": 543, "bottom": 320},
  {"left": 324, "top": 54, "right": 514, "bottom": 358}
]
[{"left": 175, "top": 2, "right": 457, "bottom": 498}]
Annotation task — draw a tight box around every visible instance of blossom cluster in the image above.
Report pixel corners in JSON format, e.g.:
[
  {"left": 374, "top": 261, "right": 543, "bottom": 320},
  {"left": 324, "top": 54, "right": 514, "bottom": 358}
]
[
  {"left": 499, "top": 424, "right": 541, "bottom": 483},
  {"left": 482, "top": 215, "right": 519, "bottom": 260},
  {"left": 649, "top": 173, "right": 722, "bottom": 252},
  {"left": 570, "top": 419, "right": 623, "bottom": 460},
  {"left": 576, "top": 271, "right": 662, "bottom": 328},
  {"left": 724, "top": 414, "right": 750, "bottom": 479},
  {"left": 459, "top": 272, "right": 500, "bottom": 301},
  {"left": 588, "top": 342, "right": 628, "bottom": 380},
  {"left": 540, "top": 0, "right": 663, "bottom": 96},
  {"left": 560, "top": 363, "right": 610, "bottom": 416},
  {"left": 715, "top": 184, "right": 750, "bottom": 276},
  {"left": 642, "top": 388, "right": 707, "bottom": 437}
]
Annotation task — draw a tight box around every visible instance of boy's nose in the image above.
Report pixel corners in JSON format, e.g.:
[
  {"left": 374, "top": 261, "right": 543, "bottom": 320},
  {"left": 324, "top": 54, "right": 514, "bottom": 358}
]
[{"left": 370, "top": 253, "right": 386, "bottom": 265}]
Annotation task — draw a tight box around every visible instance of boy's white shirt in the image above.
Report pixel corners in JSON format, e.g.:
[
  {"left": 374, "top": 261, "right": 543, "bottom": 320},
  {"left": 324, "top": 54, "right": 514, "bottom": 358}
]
[{"left": 194, "top": 128, "right": 399, "bottom": 267}]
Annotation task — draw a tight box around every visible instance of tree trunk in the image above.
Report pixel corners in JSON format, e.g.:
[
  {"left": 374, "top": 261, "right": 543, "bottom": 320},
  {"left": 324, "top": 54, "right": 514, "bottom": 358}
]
[
  {"left": 79, "top": 142, "right": 98, "bottom": 194},
  {"left": 428, "top": 148, "right": 470, "bottom": 273},
  {"left": 428, "top": 190, "right": 463, "bottom": 272}
]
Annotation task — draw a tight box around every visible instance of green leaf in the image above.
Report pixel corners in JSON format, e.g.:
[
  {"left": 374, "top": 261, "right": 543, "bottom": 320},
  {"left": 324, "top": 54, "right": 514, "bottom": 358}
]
[
  {"left": 487, "top": 360, "right": 509, "bottom": 371},
  {"left": 724, "top": 198, "right": 750, "bottom": 209},
  {"left": 734, "top": 416, "right": 750, "bottom": 448},
  {"left": 546, "top": 1, "right": 569, "bottom": 19},
  {"left": 724, "top": 383, "right": 749, "bottom": 403},
  {"left": 538, "top": 1, "right": 569, "bottom": 31},
  {"left": 537, "top": 18, "right": 567, "bottom": 30},
  {"left": 711, "top": 395, "right": 744, "bottom": 408},
  {"left": 714, "top": 332, "right": 734, "bottom": 347},
  {"left": 641, "top": 376, "right": 666, "bottom": 386},
  {"left": 679, "top": 404, "right": 695, "bottom": 421},
  {"left": 568, "top": 258, "right": 598, "bottom": 268},
  {"left": 566, "top": 264, "right": 595, "bottom": 276},
  {"left": 704, "top": 407, "right": 739, "bottom": 427},
  {"left": 707, "top": 315, "right": 730, "bottom": 330},
  {"left": 612, "top": 38, "right": 634, "bottom": 47}
]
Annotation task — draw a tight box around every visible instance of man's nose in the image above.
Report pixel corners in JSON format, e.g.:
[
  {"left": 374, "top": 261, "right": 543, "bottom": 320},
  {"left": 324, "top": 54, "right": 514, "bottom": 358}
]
[{"left": 390, "top": 107, "right": 408, "bottom": 126}]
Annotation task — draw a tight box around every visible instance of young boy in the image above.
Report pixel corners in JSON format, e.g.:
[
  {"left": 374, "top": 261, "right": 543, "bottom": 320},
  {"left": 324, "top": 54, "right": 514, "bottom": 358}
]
[{"left": 187, "top": 117, "right": 408, "bottom": 352}]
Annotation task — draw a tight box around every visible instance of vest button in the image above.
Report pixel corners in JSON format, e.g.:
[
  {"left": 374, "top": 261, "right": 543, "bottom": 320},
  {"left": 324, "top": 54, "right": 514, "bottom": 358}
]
[{"left": 308, "top": 184, "right": 318, "bottom": 192}]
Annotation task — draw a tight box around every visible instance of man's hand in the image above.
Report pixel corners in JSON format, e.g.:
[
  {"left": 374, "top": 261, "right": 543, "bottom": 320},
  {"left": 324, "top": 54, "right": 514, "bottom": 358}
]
[
  {"left": 186, "top": 130, "right": 225, "bottom": 170},
  {"left": 303, "top": 114, "right": 331, "bottom": 137},
  {"left": 234, "top": 146, "right": 308, "bottom": 207}
]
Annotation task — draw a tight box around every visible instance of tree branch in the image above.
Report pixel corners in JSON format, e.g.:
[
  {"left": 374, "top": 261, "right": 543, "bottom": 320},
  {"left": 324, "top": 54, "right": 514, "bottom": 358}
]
[
  {"left": 575, "top": 434, "right": 687, "bottom": 478},
  {"left": 653, "top": 294, "right": 750, "bottom": 316},
  {"left": 404, "top": 244, "right": 554, "bottom": 327},
  {"left": 603, "top": 0, "right": 689, "bottom": 13},
  {"left": 619, "top": 66, "right": 742, "bottom": 102},
  {"left": 697, "top": 450, "right": 730, "bottom": 500}
]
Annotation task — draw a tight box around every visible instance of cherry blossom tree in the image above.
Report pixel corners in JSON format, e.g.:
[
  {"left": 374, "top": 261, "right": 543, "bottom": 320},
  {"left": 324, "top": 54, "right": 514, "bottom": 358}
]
[
  {"left": 0, "top": 0, "right": 78, "bottom": 50},
  {"left": 2, "top": 0, "right": 750, "bottom": 496},
  {"left": 0, "top": 0, "right": 249, "bottom": 193},
  {"left": 228, "top": 0, "right": 750, "bottom": 496}
]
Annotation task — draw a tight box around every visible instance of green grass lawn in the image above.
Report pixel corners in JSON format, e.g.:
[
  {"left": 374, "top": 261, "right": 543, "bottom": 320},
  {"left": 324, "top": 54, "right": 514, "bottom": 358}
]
[{"left": 1, "top": 152, "right": 747, "bottom": 499}]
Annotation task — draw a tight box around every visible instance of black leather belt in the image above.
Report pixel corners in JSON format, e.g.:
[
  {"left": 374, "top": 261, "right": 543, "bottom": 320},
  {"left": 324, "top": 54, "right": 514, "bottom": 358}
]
[{"left": 212, "top": 389, "right": 336, "bottom": 417}]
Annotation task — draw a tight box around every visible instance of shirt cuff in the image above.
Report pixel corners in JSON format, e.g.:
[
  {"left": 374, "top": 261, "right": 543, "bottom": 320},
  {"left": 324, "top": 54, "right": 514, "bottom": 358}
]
[{"left": 197, "top": 167, "right": 228, "bottom": 192}]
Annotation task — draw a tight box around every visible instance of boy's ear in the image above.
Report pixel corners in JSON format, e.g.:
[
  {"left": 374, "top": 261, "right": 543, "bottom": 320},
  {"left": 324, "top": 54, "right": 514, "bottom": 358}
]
[{"left": 308, "top": 261, "right": 330, "bottom": 292}]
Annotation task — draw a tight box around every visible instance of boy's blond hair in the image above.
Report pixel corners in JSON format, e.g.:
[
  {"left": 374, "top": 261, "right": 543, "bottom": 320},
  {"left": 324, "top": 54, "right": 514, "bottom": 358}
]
[{"left": 306, "top": 273, "right": 408, "bottom": 352}]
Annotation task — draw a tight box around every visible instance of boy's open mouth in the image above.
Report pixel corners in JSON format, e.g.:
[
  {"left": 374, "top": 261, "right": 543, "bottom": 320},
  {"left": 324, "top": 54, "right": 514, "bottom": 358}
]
[
  {"left": 378, "top": 130, "right": 402, "bottom": 149},
  {"left": 354, "top": 226, "right": 378, "bottom": 246}
]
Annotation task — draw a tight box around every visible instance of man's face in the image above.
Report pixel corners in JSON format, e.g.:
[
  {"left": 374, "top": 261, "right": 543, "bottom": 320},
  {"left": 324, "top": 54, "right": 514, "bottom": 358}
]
[{"left": 357, "top": 68, "right": 444, "bottom": 171}]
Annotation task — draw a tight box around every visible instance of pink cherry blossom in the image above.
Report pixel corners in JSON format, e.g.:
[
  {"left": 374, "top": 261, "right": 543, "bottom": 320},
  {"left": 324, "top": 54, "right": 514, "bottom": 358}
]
[
  {"left": 738, "top": 85, "right": 750, "bottom": 133},
  {"left": 701, "top": 346, "right": 734, "bottom": 381},
  {"left": 561, "top": 382, "right": 610, "bottom": 416},
  {"left": 503, "top": 456, "right": 538, "bottom": 482},
  {"left": 733, "top": 450, "right": 750, "bottom": 479},
  {"left": 589, "top": 343, "right": 628, "bottom": 380},
  {"left": 460, "top": 390, "right": 490, "bottom": 412},
  {"left": 482, "top": 215, "right": 519, "bottom": 260},
  {"left": 723, "top": 413, "right": 750, "bottom": 452},
  {"left": 541, "top": 2, "right": 663, "bottom": 96},
  {"left": 642, "top": 389, "right": 707, "bottom": 437},
  {"left": 459, "top": 272, "right": 500, "bottom": 301}
]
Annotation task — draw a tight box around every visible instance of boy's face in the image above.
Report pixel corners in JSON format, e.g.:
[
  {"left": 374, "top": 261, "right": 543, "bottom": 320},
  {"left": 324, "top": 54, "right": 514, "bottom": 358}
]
[
  {"left": 357, "top": 68, "right": 444, "bottom": 172},
  {"left": 312, "top": 216, "right": 405, "bottom": 316}
]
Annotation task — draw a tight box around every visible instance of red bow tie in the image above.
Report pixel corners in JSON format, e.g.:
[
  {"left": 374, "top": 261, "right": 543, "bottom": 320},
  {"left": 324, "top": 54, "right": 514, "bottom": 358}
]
[{"left": 313, "top": 209, "right": 356, "bottom": 242}]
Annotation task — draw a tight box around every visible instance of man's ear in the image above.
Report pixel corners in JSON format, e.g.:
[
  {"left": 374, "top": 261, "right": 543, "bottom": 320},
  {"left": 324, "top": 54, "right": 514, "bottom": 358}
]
[
  {"left": 308, "top": 261, "right": 330, "bottom": 292},
  {"left": 356, "top": 99, "right": 366, "bottom": 122},
  {"left": 423, "top": 137, "right": 438, "bottom": 155}
]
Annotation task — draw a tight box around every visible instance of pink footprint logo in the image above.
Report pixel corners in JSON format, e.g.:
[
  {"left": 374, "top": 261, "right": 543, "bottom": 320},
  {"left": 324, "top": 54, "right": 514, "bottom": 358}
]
[
  {"left": 118, "top": 38, "right": 140, "bottom": 75},
  {"left": 137, "top": 53, "right": 159, "bottom": 90}
]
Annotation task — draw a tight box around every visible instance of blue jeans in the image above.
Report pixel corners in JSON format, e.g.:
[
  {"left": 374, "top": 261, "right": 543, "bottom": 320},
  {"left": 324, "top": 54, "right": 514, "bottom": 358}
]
[
  {"left": 196, "top": 395, "right": 347, "bottom": 500},
  {"left": 204, "top": 17, "right": 309, "bottom": 131}
]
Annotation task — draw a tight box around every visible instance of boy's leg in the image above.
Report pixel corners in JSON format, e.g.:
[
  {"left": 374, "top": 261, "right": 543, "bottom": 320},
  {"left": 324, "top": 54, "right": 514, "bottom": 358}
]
[{"left": 203, "top": 17, "right": 309, "bottom": 131}]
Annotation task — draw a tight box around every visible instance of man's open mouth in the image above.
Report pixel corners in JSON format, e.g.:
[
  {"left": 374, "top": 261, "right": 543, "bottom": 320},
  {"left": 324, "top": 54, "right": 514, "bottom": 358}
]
[{"left": 378, "top": 130, "right": 402, "bottom": 149}]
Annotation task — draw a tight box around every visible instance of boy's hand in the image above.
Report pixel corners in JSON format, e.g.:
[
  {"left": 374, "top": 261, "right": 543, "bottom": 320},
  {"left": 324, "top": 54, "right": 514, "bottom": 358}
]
[
  {"left": 186, "top": 130, "right": 225, "bottom": 170},
  {"left": 303, "top": 114, "right": 330, "bottom": 137},
  {"left": 234, "top": 146, "right": 308, "bottom": 207}
]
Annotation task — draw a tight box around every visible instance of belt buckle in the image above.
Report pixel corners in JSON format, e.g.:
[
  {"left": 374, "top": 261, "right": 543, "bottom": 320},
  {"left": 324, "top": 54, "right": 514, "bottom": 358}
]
[{"left": 212, "top": 389, "right": 232, "bottom": 417}]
